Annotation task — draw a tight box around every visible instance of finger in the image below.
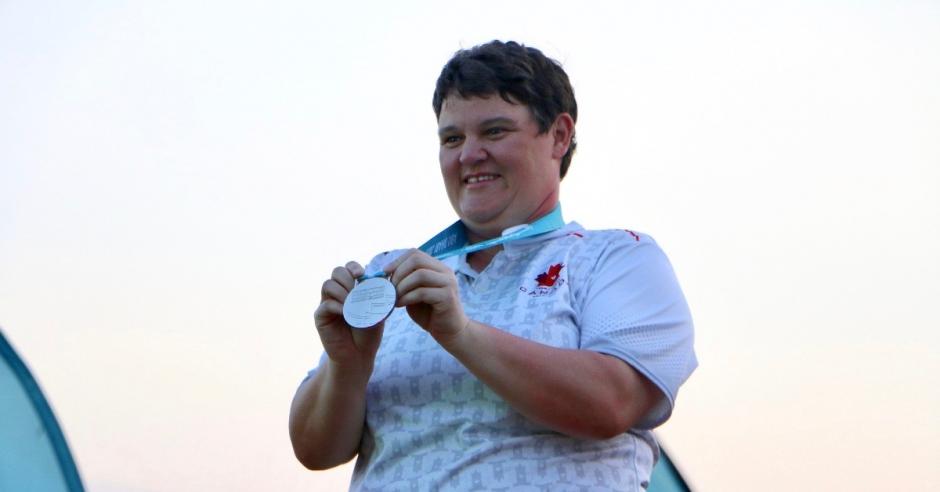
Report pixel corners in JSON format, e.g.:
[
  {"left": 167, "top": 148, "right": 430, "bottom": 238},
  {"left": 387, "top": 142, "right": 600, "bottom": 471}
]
[
  {"left": 390, "top": 250, "right": 447, "bottom": 286},
  {"left": 350, "top": 320, "right": 384, "bottom": 353},
  {"left": 345, "top": 261, "right": 365, "bottom": 279},
  {"left": 395, "top": 268, "right": 451, "bottom": 301},
  {"left": 397, "top": 286, "right": 451, "bottom": 308},
  {"left": 384, "top": 249, "right": 420, "bottom": 281},
  {"left": 321, "top": 278, "right": 352, "bottom": 303},
  {"left": 314, "top": 298, "right": 345, "bottom": 325},
  {"left": 331, "top": 265, "right": 357, "bottom": 292}
]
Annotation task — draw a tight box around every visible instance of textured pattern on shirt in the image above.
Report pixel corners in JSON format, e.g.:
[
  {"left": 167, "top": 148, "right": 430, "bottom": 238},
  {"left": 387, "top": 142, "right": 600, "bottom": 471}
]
[{"left": 314, "top": 222, "right": 696, "bottom": 491}]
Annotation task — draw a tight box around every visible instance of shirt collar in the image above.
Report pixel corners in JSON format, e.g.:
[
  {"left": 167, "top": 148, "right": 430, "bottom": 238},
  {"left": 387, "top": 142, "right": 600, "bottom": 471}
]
[{"left": 450, "top": 221, "right": 583, "bottom": 279}]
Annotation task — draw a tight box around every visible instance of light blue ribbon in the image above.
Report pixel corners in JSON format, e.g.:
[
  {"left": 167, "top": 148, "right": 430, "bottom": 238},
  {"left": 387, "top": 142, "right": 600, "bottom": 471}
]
[{"left": 361, "top": 204, "right": 565, "bottom": 279}]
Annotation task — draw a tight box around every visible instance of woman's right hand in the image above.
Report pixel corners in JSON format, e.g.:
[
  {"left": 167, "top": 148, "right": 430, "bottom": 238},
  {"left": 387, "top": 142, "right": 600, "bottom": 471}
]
[
  {"left": 314, "top": 261, "right": 385, "bottom": 377},
  {"left": 291, "top": 261, "right": 383, "bottom": 469}
]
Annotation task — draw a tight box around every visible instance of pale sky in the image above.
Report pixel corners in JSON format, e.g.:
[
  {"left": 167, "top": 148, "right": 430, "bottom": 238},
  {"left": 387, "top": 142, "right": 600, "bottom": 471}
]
[{"left": 1, "top": 1, "right": 938, "bottom": 491}]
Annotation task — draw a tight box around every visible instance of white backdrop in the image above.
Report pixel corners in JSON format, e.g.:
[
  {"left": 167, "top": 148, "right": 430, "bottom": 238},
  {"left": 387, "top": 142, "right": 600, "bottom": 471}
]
[{"left": 1, "top": 1, "right": 938, "bottom": 490}]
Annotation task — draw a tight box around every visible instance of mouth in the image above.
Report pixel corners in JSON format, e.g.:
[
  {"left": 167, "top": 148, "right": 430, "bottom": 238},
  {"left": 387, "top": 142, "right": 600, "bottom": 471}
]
[{"left": 463, "top": 173, "right": 500, "bottom": 185}]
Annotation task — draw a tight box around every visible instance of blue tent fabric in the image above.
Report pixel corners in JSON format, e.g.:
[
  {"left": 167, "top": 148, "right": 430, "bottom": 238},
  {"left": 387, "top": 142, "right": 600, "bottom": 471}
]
[
  {"left": 0, "top": 329, "right": 84, "bottom": 492},
  {"left": 650, "top": 447, "right": 693, "bottom": 492}
]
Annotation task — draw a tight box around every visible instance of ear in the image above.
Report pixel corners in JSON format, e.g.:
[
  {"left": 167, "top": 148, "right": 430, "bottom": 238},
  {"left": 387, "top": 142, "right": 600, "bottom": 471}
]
[{"left": 550, "top": 113, "right": 576, "bottom": 160}]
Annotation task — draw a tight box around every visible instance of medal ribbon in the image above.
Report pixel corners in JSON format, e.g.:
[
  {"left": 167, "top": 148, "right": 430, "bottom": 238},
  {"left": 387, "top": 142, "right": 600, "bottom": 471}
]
[{"left": 361, "top": 204, "right": 565, "bottom": 279}]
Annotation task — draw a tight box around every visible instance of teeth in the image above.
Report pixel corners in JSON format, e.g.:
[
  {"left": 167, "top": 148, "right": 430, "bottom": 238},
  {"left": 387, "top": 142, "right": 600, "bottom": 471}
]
[{"left": 466, "top": 175, "right": 497, "bottom": 184}]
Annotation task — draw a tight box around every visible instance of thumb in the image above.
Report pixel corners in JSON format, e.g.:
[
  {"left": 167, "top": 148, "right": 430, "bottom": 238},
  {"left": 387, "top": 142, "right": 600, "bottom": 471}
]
[{"left": 351, "top": 321, "right": 385, "bottom": 355}]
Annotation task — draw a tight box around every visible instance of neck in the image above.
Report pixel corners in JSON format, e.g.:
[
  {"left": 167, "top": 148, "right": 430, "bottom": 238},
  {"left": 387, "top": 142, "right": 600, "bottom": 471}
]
[
  {"left": 465, "top": 194, "right": 560, "bottom": 245},
  {"left": 463, "top": 197, "right": 560, "bottom": 272},
  {"left": 467, "top": 246, "right": 501, "bottom": 272}
]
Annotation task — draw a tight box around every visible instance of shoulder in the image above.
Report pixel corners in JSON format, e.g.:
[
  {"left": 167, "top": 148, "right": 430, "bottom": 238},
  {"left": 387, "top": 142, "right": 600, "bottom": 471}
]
[
  {"left": 559, "top": 225, "right": 683, "bottom": 302},
  {"left": 559, "top": 222, "right": 652, "bottom": 244},
  {"left": 562, "top": 224, "right": 665, "bottom": 264},
  {"left": 574, "top": 227, "right": 651, "bottom": 246}
]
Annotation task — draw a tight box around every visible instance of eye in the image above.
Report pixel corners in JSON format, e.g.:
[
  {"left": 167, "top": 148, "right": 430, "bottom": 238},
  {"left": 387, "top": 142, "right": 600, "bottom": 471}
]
[
  {"left": 441, "top": 134, "right": 462, "bottom": 147},
  {"left": 485, "top": 127, "right": 505, "bottom": 137}
]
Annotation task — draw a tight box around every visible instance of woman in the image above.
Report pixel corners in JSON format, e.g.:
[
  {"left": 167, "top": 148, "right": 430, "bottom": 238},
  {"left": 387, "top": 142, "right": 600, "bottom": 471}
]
[{"left": 290, "top": 40, "right": 697, "bottom": 491}]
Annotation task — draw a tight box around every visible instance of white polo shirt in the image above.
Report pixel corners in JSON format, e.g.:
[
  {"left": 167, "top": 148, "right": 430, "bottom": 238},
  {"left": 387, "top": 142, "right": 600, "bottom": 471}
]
[{"left": 310, "top": 221, "right": 697, "bottom": 491}]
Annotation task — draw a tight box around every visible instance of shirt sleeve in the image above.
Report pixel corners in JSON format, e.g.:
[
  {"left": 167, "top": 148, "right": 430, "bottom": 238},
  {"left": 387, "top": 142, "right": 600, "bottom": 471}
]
[{"left": 578, "top": 232, "right": 697, "bottom": 429}]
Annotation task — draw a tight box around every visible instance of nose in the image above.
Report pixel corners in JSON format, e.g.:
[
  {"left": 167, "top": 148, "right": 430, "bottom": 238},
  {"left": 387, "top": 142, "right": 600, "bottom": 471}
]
[{"left": 459, "top": 137, "right": 487, "bottom": 166}]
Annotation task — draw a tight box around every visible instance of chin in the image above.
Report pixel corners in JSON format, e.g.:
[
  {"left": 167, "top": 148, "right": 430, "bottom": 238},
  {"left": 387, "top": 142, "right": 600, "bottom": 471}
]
[
  {"left": 460, "top": 213, "right": 498, "bottom": 229},
  {"left": 458, "top": 201, "right": 495, "bottom": 220},
  {"left": 458, "top": 208, "right": 503, "bottom": 233}
]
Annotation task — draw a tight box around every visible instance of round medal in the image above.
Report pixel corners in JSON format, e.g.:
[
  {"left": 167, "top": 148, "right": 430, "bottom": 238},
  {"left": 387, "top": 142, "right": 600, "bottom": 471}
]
[{"left": 343, "top": 277, "right": 397, "bottom": 328}]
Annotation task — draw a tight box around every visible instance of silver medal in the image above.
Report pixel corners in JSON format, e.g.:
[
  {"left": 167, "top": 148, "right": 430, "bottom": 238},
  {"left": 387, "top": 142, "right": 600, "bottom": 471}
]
[{"left": 343, "top": 277, "right": 397, "bottom": 328}]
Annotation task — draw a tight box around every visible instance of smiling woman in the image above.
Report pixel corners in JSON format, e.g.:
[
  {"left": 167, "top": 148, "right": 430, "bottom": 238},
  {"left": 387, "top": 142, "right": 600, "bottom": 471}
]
[{"left": 289, "top": 40, "right": 697, "bottom": 491}]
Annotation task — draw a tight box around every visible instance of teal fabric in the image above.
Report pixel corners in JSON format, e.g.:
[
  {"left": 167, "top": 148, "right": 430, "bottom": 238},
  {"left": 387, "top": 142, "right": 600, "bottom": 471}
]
[
  {"left": 0, "top": 330, "right": 84, "bottom": 492},
  {"left": 649, "top": 448, "right": 692, "bottom": 492}
]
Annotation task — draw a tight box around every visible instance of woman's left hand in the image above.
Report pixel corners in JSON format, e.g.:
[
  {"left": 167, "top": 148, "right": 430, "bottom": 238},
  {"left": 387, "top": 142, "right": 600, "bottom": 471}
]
[{"left": 385, "top": 249, "right": 469, "bottom": 343}]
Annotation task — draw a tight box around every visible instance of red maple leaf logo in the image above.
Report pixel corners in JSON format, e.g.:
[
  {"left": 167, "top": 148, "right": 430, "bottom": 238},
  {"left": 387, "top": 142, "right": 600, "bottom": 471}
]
[{"left": 535, "top": 263, "right": 564, "bottom": 287}]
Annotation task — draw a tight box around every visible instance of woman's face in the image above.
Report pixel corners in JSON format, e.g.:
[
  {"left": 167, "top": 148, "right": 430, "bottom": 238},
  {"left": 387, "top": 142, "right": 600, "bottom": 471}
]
[{"left": 437, "top": 95, "right": 566, "bottom": 241}]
